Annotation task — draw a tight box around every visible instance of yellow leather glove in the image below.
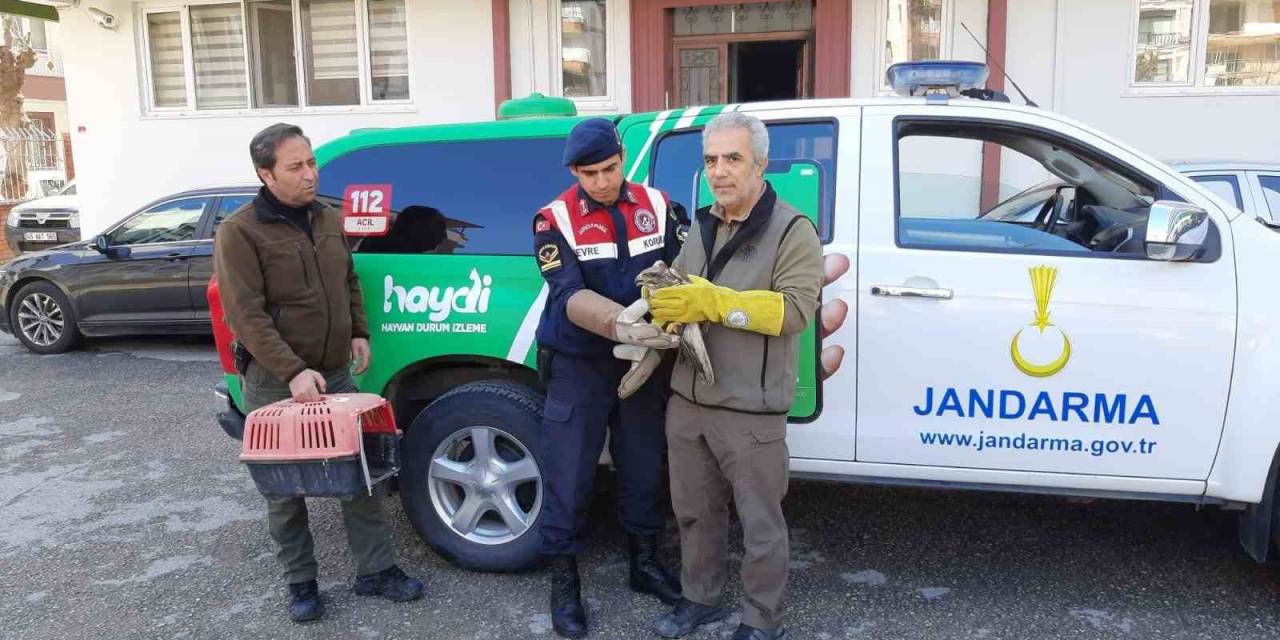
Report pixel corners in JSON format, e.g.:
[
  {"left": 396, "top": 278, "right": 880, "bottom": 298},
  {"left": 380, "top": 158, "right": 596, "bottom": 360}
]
[{"left": 650, "top": 275, "right": 785, "bottom": 336}]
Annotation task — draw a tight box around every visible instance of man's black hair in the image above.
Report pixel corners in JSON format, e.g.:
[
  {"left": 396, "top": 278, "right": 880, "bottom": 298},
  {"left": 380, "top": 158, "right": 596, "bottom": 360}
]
[{"left": 250, "top": 123, "right": 311, "bottom": 176}]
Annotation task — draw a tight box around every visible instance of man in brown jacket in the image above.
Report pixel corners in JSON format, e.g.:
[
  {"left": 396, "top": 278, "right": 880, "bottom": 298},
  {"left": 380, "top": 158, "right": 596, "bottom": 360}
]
[
  {"left": 214, "top": 123, "right": 423, "bottom": 623},
  {"left": 648, "top": 112, "right": 824, "bottom": 640}
]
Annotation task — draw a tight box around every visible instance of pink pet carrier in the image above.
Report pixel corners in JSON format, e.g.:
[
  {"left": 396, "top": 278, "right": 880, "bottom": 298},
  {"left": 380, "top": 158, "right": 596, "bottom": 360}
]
[{"left": 240, "top": 393, "right": 401, "bottom": 499}]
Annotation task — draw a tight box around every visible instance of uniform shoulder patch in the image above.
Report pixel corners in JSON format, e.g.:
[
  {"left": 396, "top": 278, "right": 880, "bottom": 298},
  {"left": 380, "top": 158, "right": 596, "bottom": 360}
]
[
  {"left": 537, "top": 243, "right": 562, "bottom": 272},
  {"left": 533, "top": 211, "right": 554, "bottom": 234}
]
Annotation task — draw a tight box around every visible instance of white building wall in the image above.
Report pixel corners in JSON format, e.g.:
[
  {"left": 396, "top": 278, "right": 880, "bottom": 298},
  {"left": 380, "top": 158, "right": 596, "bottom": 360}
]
[
  {"left": 1009, "top": 0, "right": 1280, "bottom": 165},
  {"left": 60, "top": 0, "right": 499, "bottom": 236}
]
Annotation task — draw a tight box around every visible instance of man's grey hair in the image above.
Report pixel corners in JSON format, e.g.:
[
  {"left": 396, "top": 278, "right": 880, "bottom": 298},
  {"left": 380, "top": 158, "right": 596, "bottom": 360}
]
[
  {"left": 250, "top": 123, "right": 311, "bottom": 174},
  {"left": 702, "top": 112, "right": 769, "bottom": 166}
]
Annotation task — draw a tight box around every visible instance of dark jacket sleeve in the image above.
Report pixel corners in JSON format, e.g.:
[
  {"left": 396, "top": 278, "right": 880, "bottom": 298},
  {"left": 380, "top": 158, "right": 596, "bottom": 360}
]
[
  {"left": 534, "top": 211, "right": 585, "bottom": 326},
  {"left": 663, "top": 197, "right": 688, "bottom": 265},
  {"left": 213, "top": 221, "right": 308, "bottom": 383},
  {"left": 347, "top": 248, "right": 369, "bottom": 339}
]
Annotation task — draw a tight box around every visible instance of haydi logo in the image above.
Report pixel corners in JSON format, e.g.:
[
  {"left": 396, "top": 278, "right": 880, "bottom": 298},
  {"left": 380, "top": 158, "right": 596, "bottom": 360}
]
[{"left": 383, "top": 270, "right": 493, "bottom": 322}]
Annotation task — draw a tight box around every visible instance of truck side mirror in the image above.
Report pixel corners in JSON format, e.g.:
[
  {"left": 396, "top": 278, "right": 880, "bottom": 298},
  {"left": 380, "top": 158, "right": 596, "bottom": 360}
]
[{"left": 1145, "top": 201, "right": 1208, "bottom": 262}]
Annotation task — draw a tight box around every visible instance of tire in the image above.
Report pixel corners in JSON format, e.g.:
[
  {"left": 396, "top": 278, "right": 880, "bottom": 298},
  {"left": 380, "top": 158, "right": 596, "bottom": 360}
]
[
  {"left": 400, "top": 379, "right": 546, "bottom": 572},
  {"left": 9, "top": 280, "right": 81, "bottom": 355}
]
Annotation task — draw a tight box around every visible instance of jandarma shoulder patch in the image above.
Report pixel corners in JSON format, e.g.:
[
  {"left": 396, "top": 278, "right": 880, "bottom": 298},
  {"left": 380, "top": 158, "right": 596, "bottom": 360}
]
[{"left": 538, "top": 244, "right": 562, "bottom": 272}]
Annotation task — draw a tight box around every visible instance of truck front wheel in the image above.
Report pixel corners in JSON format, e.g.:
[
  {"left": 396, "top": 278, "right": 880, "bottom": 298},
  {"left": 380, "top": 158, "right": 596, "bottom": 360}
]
[{"left": 399, "top": 380, "right": 546, "bottom": 572}]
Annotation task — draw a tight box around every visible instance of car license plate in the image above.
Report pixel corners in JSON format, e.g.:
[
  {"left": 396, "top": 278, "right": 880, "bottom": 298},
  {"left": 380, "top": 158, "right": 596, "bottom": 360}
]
[{"left": 23, "top": 232, "right": 58, "bottom": 242}]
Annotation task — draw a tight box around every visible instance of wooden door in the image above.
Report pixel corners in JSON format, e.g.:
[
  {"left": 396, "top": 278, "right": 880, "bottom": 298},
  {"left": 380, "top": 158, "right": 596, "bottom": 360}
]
[{"left": 672, "top": 41, "right": 728, "bottom": 107}]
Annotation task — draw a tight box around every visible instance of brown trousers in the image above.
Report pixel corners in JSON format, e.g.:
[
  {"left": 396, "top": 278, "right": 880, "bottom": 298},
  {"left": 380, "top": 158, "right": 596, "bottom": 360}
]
[{"left": 666, "top": 394, "right": 790, "bottom": 629}]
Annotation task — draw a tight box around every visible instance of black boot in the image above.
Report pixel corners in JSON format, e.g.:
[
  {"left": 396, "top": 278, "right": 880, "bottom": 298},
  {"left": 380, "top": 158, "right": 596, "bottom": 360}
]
[
  {"left": 628, "top": 534, "right": 682, "bottom": 605},
  {"left": 353, "top": 565, "right": 425, "bottom": 602},
  {"left": 549, "top": 555, "right": 587, "bottom": 639},
  {"left": 286, "top": 580, "right": 324, "bottom": 623},
  {"left": 653, "top": 598, "right": 729, "bottom": 638},
  {"left": 731, "top": 623, "right": 787, "bottom": 640}
]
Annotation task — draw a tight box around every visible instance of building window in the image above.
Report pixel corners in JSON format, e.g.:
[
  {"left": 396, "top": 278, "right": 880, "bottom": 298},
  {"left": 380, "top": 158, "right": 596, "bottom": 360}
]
[
  {"left": 1133, "top": 0, "right": 1280, "bottom": 89},
  {"left": 561, "top": 0, "right": 608, "bottom": 98},
  {"left": 141, "top": 0, "right": 411, "bottom": 113},
  {"left": 191, "top": 4, "right": 250, "bottom": 109},
  {"left": 877, "top": 0, "right": 947, "bottom": 90},
  {"left": 1134, "top": 1, "right": 1194, "bottom": 82},
  {"left": 248, "top": 0, "right": 300, "bottom": 107},
  {"left": 25, "top": 19, "right": 48, "bottom": 51},
  {"left": 145, "top": 12, "right": 188, "bottom": 109},
  {"left": 883, "top": 0, "right": 943, "bottom": 67},
  {"left": 368, "top": 0, "right": 410, "bottom": 100},
  {"left": 302, "top": 0, "right": 361, "bottom": 106}
]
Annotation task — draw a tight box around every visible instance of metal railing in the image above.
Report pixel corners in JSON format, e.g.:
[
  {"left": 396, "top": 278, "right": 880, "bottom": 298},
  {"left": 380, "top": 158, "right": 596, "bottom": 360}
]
[
  {"left": 0, "top": 124, "right": 65, "bottom": 204},
  {"left": 1140, "top": 32, "right": 1186, "bottom": 47}
]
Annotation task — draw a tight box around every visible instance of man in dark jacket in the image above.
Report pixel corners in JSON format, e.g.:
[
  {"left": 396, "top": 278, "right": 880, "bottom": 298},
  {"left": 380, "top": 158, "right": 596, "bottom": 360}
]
[{"left": 214, "top": 123, "right": 423, "bottom": 623}]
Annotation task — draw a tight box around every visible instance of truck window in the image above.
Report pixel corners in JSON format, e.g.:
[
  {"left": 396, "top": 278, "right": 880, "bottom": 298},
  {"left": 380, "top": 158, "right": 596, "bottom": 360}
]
[
  {"left": 1259, "top": 175, "right": 1280, "bottom": 218},
  {"left": 650, "top": 121, "right": 837, "bottom": 242},
  {"left": 980, "top": 180, "right": 1071, "bottom": 223},
  {"left": 318, "top": 137, "right": 569, "bottom": 255},
  {"left": 1189, "top": 175, "right": 1243, "bottom": 210},
  {"left": 895, "top": 119, "right": 1164, "bottom": 258}
]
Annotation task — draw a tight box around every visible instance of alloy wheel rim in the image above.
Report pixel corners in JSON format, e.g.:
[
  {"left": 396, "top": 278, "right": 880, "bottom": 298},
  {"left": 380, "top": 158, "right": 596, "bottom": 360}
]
[
  {"left": 16, "top": 293, "right": 63, "bottom": 347},
  {"left": 427, "top": 425, "right": 542, "bottom": 545}
]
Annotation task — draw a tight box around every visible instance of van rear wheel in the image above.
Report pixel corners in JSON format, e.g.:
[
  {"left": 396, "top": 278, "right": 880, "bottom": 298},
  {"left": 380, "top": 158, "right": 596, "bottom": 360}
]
[{"left": 399, "top": 380, "right": 545, "bottom": 572}]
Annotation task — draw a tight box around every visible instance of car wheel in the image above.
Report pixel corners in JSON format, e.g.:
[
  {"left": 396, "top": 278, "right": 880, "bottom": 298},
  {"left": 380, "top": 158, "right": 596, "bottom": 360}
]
[
  {"left": 400, "top": 380, "right": 545, "bottom": 572},
  {"left": 9, "top": 281, "right": 81, "bottom": 355}
]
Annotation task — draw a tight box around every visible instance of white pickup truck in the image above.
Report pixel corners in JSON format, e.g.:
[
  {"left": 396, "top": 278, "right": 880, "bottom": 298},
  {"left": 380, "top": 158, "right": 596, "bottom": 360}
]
[
  {"left": 735, "top": 62, "right": 1280, "bottom": 567},
  {"left": 213, "top": 62, "right": 1280, "bottom": 571}
]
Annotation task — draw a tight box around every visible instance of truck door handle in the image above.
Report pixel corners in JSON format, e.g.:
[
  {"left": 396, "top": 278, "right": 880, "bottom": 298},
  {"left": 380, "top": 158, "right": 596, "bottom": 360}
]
[{"left": 871, "top": 285, "right": 953, "bottom": 300}]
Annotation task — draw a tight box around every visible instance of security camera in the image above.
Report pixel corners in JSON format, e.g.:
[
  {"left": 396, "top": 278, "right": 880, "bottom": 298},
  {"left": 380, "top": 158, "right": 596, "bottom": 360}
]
[{"left": 88, "top": 7, "right": 117, "bottom": 30}]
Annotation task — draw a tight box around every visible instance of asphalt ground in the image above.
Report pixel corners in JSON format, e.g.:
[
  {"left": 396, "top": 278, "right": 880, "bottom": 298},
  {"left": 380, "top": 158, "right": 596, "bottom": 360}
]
[{"left": 1, "top": 333, "right": 1279, "bottom": 639}]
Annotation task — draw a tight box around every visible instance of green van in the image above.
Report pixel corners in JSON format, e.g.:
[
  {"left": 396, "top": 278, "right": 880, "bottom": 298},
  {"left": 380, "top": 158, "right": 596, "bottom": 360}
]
[{"left": 214, "top": 95, "right": 834, "bottom": 571}]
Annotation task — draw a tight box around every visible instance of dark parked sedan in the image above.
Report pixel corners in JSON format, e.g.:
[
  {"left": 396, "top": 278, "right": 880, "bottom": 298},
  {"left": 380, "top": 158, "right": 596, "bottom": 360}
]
[{"left": 0, "top": 185, "right": 257, "bottom": 354}]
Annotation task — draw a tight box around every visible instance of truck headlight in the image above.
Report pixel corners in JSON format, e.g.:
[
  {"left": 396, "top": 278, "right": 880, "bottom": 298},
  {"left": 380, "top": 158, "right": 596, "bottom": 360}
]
[
  {"left": 68, "top": 212, "right": 80, "bottom": 228},
  {"left": 4, "top": 207, "right": 19, "bottom": 227}
]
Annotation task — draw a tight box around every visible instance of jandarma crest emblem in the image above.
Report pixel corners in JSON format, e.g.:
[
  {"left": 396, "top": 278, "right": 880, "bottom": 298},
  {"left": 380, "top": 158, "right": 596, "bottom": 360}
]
[
  {"left": 1010, "top": 265, "right": 1071, "bottom": 378},
  {"left": 634, "top": 209, "right": 658, "bottom": 234}
]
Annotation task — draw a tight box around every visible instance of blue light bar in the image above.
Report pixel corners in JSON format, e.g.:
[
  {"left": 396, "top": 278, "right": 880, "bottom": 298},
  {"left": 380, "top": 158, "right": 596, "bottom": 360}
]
[{"left": 886, "top": 60, "right": 990, "bottom": 98}]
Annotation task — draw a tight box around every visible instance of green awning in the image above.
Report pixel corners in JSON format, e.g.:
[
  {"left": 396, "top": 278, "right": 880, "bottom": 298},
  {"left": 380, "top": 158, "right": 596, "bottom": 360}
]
[{"left": 0, "top": 0, "right": 59, "bottom": 22}]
